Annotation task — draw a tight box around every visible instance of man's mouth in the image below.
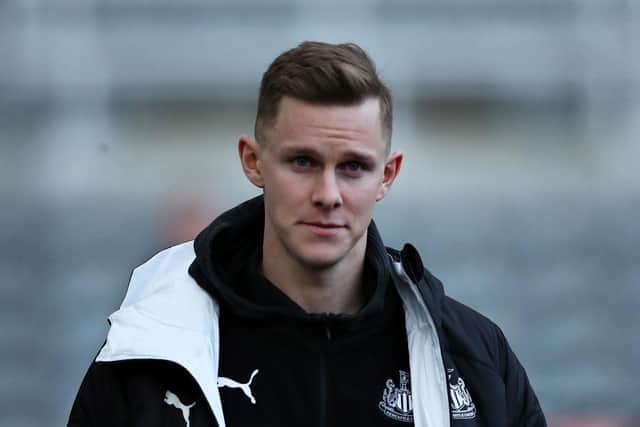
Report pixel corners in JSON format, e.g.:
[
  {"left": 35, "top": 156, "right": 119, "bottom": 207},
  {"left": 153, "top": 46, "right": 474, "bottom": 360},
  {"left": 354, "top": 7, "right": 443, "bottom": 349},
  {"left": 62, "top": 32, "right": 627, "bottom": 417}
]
[
  {"left": 301, "top": 222, "right": 344, "bottom": 228},
  {"left": 300, "top": 221, "right": 346, "bottom": 236}
]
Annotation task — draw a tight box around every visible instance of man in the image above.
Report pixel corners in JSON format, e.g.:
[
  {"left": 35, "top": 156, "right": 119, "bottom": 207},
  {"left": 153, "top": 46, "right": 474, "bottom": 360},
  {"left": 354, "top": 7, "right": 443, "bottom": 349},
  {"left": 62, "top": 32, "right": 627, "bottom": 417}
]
[{"left": 69, "top": 41, "right": 546, "bottom": 426}]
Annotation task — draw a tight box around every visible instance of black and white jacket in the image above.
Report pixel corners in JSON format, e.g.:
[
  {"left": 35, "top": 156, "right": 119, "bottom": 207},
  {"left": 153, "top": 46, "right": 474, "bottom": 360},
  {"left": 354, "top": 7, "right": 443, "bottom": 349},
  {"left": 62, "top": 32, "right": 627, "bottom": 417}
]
[{"left": 69, "top": 200, "right": 546, "bottom": 427}]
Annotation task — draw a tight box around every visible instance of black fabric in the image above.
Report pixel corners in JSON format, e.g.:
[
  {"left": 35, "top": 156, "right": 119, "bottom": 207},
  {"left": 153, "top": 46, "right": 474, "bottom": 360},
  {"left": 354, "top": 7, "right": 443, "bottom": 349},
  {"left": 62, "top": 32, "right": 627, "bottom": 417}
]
[
  {"left": 216, "top": 283, "right": 412, "bottom": 427},
  {"left": 68, "top": 196, "right": 547, "bottom": 427}
]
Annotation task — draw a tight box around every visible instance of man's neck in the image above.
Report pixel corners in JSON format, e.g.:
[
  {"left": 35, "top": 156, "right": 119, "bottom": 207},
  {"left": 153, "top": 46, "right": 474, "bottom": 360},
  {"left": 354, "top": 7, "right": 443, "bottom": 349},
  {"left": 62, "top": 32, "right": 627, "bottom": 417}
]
[{"left": 261, "top": 235, "right": 368, "bottom": 315}]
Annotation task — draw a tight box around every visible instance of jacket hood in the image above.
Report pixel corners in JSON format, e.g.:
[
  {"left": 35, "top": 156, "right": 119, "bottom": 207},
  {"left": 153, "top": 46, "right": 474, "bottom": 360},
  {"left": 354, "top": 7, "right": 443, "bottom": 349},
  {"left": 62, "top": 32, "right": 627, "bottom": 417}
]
[
  {"left": 95, "top": 242, "right": 227, "bottom": 426},
  {"left": 189, "top": 195, "right": 397, "bottom": 326}
]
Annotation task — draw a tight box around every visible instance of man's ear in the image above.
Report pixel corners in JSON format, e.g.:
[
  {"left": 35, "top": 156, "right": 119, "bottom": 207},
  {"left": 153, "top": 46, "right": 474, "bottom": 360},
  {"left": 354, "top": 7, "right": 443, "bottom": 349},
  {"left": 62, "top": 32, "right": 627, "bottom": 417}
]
[
  {"left": 238, "top": 135, "right": 264, "bottom": 188},
  {"left": 376, "top": 150, "right": 403, "bottom": 201}
]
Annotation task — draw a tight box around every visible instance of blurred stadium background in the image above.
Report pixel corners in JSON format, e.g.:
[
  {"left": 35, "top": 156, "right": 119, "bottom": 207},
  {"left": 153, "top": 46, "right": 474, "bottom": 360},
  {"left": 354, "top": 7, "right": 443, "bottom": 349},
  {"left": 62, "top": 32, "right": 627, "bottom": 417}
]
[{"left": 1, "top": 0, "right": 639, "bottom": 426}]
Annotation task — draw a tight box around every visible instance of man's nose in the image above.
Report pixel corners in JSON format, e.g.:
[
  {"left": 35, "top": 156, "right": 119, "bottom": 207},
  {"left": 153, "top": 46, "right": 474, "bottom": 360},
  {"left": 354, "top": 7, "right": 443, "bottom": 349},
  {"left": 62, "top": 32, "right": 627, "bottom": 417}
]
[{"left": 311, "top": 170, "right": 342, "bottom": 209}]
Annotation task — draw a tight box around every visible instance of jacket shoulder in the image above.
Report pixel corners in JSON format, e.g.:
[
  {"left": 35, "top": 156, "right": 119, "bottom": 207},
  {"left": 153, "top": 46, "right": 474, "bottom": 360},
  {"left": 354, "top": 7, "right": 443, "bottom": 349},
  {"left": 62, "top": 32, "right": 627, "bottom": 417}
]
[
  {"left": 440, "top": 295, "right": 508, "bottom": 371},
  {"left": 121, "top": 241, "right": 196, "bottom": 308},
  {"left": 442, "top": 296, "right": 501, "bottom": 340}
]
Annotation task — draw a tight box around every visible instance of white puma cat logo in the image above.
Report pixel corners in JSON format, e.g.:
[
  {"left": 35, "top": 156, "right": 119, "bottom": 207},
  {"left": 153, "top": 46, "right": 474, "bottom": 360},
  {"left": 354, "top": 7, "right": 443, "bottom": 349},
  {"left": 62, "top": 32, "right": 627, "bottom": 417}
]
[
  {"left": 164, "top": 391, "right": 196, "bottom": 427},
  {"left": 217, "top": 369, "right": 259, "bottom": 404}
]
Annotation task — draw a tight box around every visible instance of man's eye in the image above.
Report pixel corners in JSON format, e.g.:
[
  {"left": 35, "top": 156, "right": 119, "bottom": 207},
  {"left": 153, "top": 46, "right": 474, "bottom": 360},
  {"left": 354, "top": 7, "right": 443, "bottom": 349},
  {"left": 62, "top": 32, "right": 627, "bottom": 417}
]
[
  {"left": 293, "top": 156, "right": 312, "bottom": 167},
  {"left": 344, "top": 161, "right": 362, "bottom": 172}
]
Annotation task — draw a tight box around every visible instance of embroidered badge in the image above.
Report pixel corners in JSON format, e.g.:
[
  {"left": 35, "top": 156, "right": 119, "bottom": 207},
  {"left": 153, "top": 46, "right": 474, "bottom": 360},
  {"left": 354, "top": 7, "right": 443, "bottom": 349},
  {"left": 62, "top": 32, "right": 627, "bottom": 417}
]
[
  {"left": 164, "top": 390, "right": 196, "bottom": 427},
  {"left": 447, "top": 368, "right": 477, "bottom": 420},
  {"left": 378, "top": 370, "right": 414, "bottom": 423}
]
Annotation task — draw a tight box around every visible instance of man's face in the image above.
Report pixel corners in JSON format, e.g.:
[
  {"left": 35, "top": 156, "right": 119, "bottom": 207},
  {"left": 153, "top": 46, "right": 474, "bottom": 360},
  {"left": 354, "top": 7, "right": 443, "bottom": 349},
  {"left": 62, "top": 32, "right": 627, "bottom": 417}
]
[{"left": 241, "top": 96, "right": 401, "bottom": 270}]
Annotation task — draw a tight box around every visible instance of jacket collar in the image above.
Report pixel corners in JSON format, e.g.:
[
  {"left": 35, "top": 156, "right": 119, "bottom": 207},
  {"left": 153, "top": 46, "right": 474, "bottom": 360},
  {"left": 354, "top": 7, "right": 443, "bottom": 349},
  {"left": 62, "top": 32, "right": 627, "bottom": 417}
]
[{"left": 388, "top": 243, "right": 445, "bottom": 330}]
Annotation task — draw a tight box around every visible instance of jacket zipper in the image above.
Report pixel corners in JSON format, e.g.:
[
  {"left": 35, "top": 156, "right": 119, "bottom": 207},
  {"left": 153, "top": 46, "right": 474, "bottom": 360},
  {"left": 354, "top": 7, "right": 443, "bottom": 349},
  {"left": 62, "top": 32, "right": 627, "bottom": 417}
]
[{"left": 319, "top": 323, "right": 332, "bottom": 427}]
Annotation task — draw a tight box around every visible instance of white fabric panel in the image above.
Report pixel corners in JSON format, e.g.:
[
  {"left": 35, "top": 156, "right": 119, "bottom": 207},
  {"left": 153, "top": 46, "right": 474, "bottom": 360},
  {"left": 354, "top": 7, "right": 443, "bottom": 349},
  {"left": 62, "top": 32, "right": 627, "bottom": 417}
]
[{"left": 392, "top": 260, "right": 451, "bottom": 427}]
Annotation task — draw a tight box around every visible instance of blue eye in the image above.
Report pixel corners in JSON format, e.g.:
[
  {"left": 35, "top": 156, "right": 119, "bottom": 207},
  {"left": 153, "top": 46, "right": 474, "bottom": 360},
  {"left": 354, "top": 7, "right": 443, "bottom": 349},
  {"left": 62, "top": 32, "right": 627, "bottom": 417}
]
[
  {"left": 345, "top": 161, "right": 362, "bottom": 172},
  {"left": 293, "top": 156, "right": 312, "bottom": 167}
]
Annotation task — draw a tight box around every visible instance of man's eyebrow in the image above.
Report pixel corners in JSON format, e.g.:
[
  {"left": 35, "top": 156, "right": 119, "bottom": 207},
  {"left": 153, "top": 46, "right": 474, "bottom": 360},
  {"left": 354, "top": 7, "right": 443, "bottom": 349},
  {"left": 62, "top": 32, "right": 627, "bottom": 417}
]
[
  {"left": 278, "top": 146, "right": 322, "bottom": 157},
  {"left": 278, "top": 145, "right": 378, "bottom": 162}
]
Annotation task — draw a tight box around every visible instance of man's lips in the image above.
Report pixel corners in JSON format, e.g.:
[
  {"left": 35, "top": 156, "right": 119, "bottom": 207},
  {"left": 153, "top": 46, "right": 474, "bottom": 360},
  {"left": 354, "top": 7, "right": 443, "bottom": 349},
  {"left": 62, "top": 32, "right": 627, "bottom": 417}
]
[
  {"left": 299, "top": 221, "right": 347, "bottom": 236},
  {"left": 300, "top": 221, "right": 345, "bottom": 228}
]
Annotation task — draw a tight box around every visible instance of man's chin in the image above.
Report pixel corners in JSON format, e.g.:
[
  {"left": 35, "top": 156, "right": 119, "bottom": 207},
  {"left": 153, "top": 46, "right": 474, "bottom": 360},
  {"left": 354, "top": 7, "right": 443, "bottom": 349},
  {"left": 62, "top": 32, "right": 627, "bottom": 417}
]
[{"left": 292, "top": 248, "right": 348, "bottom": 271}]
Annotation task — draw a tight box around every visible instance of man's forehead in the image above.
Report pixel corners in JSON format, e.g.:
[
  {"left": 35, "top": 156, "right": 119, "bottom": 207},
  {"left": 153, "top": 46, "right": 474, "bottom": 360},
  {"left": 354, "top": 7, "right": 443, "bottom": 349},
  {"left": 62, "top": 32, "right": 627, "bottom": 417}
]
[
  {"left": 271, "top": 96, "right": 384, "bottom": 139},
  {"left": 276, "top": 96, "right": 381, "bottom": 119}
]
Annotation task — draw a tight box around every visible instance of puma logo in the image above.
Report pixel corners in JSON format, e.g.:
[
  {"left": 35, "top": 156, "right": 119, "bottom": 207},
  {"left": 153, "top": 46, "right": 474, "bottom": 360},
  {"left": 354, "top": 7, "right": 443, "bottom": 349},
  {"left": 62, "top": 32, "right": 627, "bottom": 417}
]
[
  {"left": 164, "top": 391, "right": 196, "bottom": 427},
  {"left": 217, "top": 369, "right": 259, "bottom": 404}
]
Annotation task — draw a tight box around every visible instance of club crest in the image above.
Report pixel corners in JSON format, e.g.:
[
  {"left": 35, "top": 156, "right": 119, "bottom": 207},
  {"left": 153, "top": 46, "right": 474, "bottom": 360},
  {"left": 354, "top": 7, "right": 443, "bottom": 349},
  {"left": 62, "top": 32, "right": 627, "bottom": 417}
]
[
  {"left": 378, "top": 370, "right": 413, "bottom": 423},
  {"left": 447, "top": 368, "right": 476, "bottom": 419}
]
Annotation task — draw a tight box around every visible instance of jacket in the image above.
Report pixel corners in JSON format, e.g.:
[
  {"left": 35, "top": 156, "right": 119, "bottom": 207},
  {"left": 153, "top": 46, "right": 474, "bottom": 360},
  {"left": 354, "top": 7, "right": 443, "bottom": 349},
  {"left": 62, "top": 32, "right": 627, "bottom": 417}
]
[{"left": 69, "top": 204, "right": 546, "bottom": 427}]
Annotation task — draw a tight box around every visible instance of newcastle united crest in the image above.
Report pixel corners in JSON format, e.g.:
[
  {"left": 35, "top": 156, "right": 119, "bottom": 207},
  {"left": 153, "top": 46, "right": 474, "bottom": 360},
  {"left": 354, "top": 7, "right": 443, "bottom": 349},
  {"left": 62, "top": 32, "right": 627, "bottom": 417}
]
[
  {"left": 447, "top": 368, "right": 477, "bottom": 420},
  {"left": 378, "top": 370, "right": 414, "bottom": 423}
]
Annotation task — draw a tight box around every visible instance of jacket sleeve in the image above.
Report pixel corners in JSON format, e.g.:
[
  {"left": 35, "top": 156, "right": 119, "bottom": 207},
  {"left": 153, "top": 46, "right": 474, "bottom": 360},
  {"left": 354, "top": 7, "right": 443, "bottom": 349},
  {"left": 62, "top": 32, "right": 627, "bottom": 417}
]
[
  {"left": 68, "top": 361, "right": 129, "bottom": 427},
  {"left": 496, "top": 327, "right": 547, "bottom": 427}
]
